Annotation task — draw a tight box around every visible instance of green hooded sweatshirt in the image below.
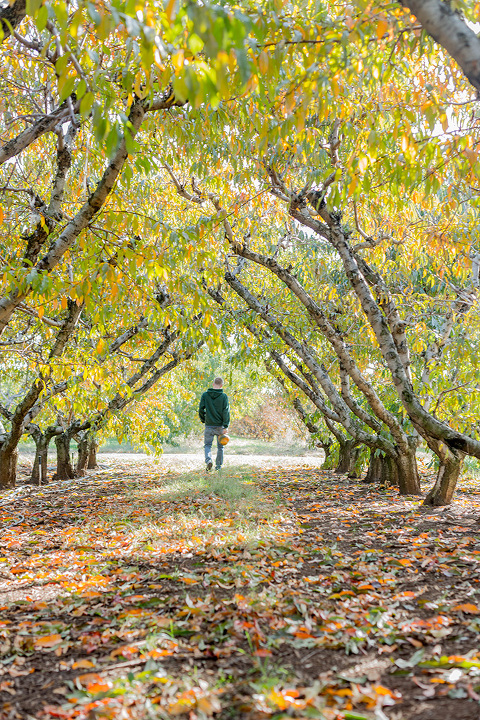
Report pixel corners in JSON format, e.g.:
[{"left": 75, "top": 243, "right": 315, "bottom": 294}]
[{"left": 199, "top": 388, "right": 230, "bottom": 428}]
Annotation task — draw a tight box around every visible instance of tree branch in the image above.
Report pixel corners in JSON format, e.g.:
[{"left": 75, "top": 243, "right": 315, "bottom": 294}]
[
  {"left": 399, "top": 0, "right": 480, "bottom": 94},
  {"left": 0, "top": 0, "right": 26, "bottom": 42}
]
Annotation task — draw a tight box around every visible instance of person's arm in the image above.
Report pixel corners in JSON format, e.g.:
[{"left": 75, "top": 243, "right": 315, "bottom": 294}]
[
  {"left": 222, "top": 395, "right": 230, "bottom": 429},
  {"left": 199, "top": 394, "right": 206, "bottom": 423}
]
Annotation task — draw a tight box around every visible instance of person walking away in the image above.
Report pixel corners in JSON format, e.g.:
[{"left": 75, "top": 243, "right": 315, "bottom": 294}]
[{"left": 199, "top": 377, "right": 230, "bottom": 471}]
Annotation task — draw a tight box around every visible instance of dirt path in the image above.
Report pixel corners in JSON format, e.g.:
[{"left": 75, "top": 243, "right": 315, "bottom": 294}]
[
  {"left": 1, "top": 459, "right": 480, "bottom": 719},
  {"left": 15, "top": 451, "right": 325, "bottom": 483}
]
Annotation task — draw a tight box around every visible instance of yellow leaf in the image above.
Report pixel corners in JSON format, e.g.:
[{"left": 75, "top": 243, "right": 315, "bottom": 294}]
[
  {"left": 171, "top": 50, "right": 184, "bottom": 71},
  {"left": 0, "top": 206, "right": 4, "bottom": 224},
  {"left": 164, "top": 0, "right": 176, "bottom": 22},
  {"left": 269, "top": 690, "right": 287, "bottom": 710},
  {"left": 347, "top": 176, "right": 358, "bottom": 196}
]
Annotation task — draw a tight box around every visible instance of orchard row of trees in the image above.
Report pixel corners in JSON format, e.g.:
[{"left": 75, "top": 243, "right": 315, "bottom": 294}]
[{"left": 1, "top": 0, "right": 480, "bottom": 505}]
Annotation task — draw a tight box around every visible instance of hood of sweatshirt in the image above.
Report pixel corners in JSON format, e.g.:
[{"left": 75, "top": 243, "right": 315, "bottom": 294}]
[{"left": 207, "top": 388, "right": 224, "bottom": 396}]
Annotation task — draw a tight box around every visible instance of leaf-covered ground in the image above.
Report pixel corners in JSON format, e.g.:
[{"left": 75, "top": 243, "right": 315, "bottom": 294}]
[{"left": 1, "top": 459, "right": 480, "bottom": 720}]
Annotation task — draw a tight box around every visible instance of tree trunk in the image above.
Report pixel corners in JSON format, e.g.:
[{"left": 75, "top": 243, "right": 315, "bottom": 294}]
[
  {"left": 53, "top": 433, "right": 75, "bottom": 481},
  {"left": 87, "top": 438, "right": 98, "bottom": 469},
  {"left": 30, "top": 435, "right": 49, "bottom": 485},
  {"left": 0, "top": 444, "right": 18, "bottom": 489},
  {"left": 424, "top": 451, "right": 464, "bottom": 506},
  {"left": 363, "top": 451, "right": 383, "bottom": 483},
  {"left": 395, "top": 447, "right": 421, "bottom": 495},
  {"left": 363, "top": 448, "right": 420, "bottom": 494},
  {"left": 335, "top": 439, "right": 357, "bottom": 474},
  {"left": 346, "top": 445, "right": 363, "bottom": 478},
  {"left": 320, "top": 442, "right": 332, "bottom": 469},
  {"left": 76, "top": 434, "right": 89, "bottom": 476},
  {"left": 381, "top": 455, "right": 400, "bottom": 487}
]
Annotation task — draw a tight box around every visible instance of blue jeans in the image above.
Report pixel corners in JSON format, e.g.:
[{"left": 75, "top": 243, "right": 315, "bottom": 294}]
[{"left": 204, "top": 426, "right": 225, "bottom": 469}]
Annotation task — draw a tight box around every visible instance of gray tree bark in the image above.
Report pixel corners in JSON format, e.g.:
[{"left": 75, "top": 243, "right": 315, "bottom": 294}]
[
  {"left": 400, "top": 0, "right": 480, "bottom": 93},
  {"left": 53, "top": 432, "right": 75, "bottom": 481}
]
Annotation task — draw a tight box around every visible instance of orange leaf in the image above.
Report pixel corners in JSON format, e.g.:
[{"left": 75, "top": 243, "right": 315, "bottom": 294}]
[
  {"left": 373, "top": 685, "right": 395, "bottom": 697},
  {"left": 268, "top": 690, "right": 287, "bottom": 710},
  {"left": 10, "top": 565, "right": 26, "bottom": 575},
  {"left": 147, "top": 649, "right": 173, "bottom": 657},
  {"left": 86, "top": 681, "right": 111, "bottom": 693},
  {"left": 77, "top": 673, "right": 103, "bottom": 686},
  {"left": 35, "top": 634, "right": 62, "bottom": 648},
  {"left": 377, "top": 19, "right": 388, "bottom": 39},
  {"left": 168, "top": 698, "right": 195, "bottom": 715},
  {"left": 454, "top": 603, "right": 480, "bottom": 614},
  {"left": 293, "top": 631, "right": 314, "bottom": 639},
  {"left": 80, "top": 591, "right": 102, "bottom": 598},
  {"left": 72, "top": 659, "right": 95, "bottom": 669}
]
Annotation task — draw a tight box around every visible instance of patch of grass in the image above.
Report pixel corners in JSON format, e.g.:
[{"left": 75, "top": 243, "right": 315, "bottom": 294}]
[
  {"left": 88, "top": 467, "right": 292, "bottom": 555},
  {"left": 144, "top": 467, "right": 264, "bottom": 503}
]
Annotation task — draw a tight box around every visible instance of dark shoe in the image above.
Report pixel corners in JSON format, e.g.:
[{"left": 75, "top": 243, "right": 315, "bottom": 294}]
[
  {"left": 215, "top": 466, "right": 222, "bottom": 472},
  {"left": 206, "top": 461, "right": 213, "bottom": 472}
]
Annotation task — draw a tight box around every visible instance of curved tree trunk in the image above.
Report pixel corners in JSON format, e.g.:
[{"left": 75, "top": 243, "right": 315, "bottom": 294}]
[
  {"left": 0, "top": 444, "right": 18, "bottom": 488},
  {"left": 424, "top": 450, "right": 464, "bottom": 506},
  {"left": 87, "top": 438, "right": 98, "bottom": 469},
  {"left": 54, "top": 433, "right": 75, "bottom": 481}
]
